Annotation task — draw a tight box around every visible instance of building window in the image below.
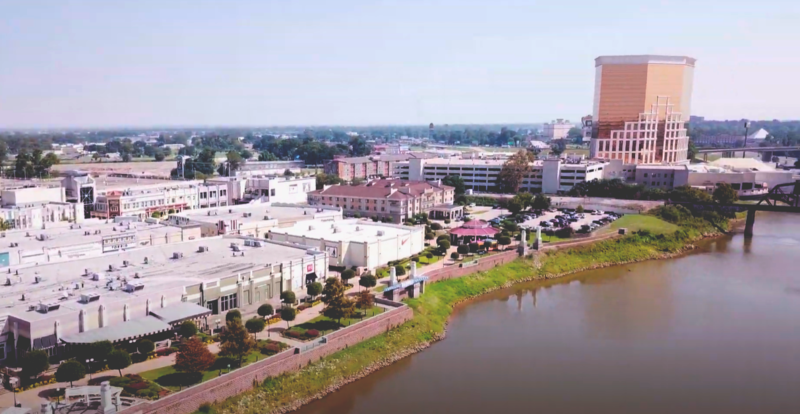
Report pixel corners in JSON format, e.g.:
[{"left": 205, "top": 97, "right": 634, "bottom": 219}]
[{"left": 220, "top": 293, "right": 238, "bottom": 312}]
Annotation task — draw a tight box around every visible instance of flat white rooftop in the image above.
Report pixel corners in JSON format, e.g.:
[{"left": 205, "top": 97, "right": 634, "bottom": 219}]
[
  {"left": 174, "top": 203, "right": 339, "bottom": 225},
  {"left": 270, "top": 219, "right": 418, "bottom": 243},
  {"left": 1, "top": 219, "right": 180, "bottom": 252},
  {"left": 0, "top": 236, "right": 312, "bottom": 321}
]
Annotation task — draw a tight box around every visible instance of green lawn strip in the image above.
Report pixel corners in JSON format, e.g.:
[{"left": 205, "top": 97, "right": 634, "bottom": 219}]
[
  {"left": 202, "top": 213, "right": 722, "bottom": 413},
  {"left": 606, "top": 214, "right": 679, "bottom": 235},
  {"left": 287, "top": 306, "right": 384, "bottom": 336},
  {"left": 140, "top": 340, "right": 287, "bottom": 391}
]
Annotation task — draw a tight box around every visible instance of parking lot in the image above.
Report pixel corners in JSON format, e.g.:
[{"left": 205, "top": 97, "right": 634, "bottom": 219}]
[{"left": 484, "top": 208, "right": 618, "bottom": 233}]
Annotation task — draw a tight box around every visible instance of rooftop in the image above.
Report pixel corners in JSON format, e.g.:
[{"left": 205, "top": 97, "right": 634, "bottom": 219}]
[
  {"left": 0, "top": 236, "right": 314, "bottom": 321},
  {"left": 595, "top": 55, "right": 696, "bottom": 67},
  {"left": 171, "top": 203, "right": 340, "bottom": 225},
  {"left": 1, "top": 219, "right": 181, "bottom": 252},
  {"left": 270, "top": 218, "right": 420, "bottom": 243},
  {"left": 311, "top": 179, "right": 452, "bottom": 200}
]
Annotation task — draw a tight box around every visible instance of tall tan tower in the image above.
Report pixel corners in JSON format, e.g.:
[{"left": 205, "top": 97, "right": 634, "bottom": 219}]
[{"left": 589, "top": 55, "right": 696, "bottom": 164}]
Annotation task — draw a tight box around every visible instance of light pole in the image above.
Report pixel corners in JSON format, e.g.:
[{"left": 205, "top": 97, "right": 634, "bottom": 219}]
[
  {"left": 742, "top": 121, "right": 751, "bottom": 158},
  {"left": 86, "top": 358, "right": 94, "bottom": 381}
]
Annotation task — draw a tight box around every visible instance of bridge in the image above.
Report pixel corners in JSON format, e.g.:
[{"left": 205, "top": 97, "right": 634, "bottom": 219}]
[
  {"left": 696, "top": 146, "right": 800, "bottom": 162},
  {"left": 666, "top": 181, "right": 800, "bottom": 238}
]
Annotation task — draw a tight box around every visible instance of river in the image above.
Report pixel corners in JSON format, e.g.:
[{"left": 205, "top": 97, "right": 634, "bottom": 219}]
[{"left": 295, "top": 212, "right": 800, "bottom": 414}]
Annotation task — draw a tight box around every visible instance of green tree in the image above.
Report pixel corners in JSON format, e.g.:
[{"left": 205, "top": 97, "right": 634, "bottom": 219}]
[
  {"left": 245, "top": 317, "right": 267, "bottom": 340},
  {"left": 497, "top": 150, "right": 535, "bottom": 193},
  {"left": 497, "top": 235, "right": 512, "bottom": 247},
  {"left": 531, "top": 194, "right": 552, "bottom": 210},
  {"left": 340, "top": 269, "right": 356, "bottom": 285},
  {"left": 218, "top": 151, "right": 243, "bottom": 176},
  {"left": 355, "top": 290, "right": 374, "bottom": 311},
  {"left": 194, "top": 148, "right": 217, "bottom": 175},
  {"left": 90, "top": 340, "right": 114, "bottom": 363},
  {"left": 576, "top": 205, "right": 585, "bottom": 214},
  {"left": 507, "top": 199, "right": 523, "bottom": 215},
  {"left": 55, "top": 360, "right": 86, "bottom": 387},
  {"left": 257, "top": 304, "right": 274, "bottom": 320},
  {"left": 437, "top": 238, "right": 451, "bottom": 251},
  {"left": 442, "top": 175, "right": 466, "bottom": 195},
  {"left": 107, "top": 350, "right": 132, "bottom": 377},
  {"left": 219, "top": 319, "right": 256, "bottom": 367},
  {"left": 258, "top": 151, "right": 278, "bottom": 161},
  {"left": 567, "top": 127, "right": 583, "bottom": 144},
  {"left": 687, "top": 138, "right": 698, "bottom": 160},
  {"left": 306, "top": 282, "right": 323, "bottom": 300},
  {"left": 225, "top": 309, "right": 242, "bottom": 323},
  {"left": 21, "top": 350, "right": 50, "bottom": 380},
  {"left": 179, "top": 320, "right": 198, "bottom": 339},
  {"left": 137, "top": 339, "right": 155, "bottom": 354},
  {"left": 280, "top": 290, "right": 296, "bottom": 307},
  {"left": 713, "top": 183, "right": 739, "bottom": 205},
  {"left": 359, "top": 274, "right": 377, "bottom": 291},
  {"left": 321, "top": 277, "right": 355, "bottom": 325},
  {"left": 280, "top": 306, "right": 296, "bottom": 329},
  {"left": 550, "top": 139, "right": 567, "bottom": 156}
]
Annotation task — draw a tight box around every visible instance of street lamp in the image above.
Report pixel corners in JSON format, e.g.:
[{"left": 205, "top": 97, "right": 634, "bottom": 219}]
[
  {"left": 227, "top": 364, "right": 231, "bottom": 374},
  {"left": 742, "top": 121, "right": 751, "bottom": 158},
  {"left": 86, "top": 358, "right": 94, "bottom": 381}
]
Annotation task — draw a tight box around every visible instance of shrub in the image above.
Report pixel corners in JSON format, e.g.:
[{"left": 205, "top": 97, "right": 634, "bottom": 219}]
[
  {"left": 306, "top": 329, "right": 320, "bottom": 338},
  {"left": 437, "top": 239, "right": 451, "bottom": 251},
  {"left": 430, "top": 223, "right": 443, "bottom": 230},
  {"left": 280, "top": 290, "right": 296, "bottom": 306},
  {"left": 426, "top": 253, "right": 433, "bottom": 259},
  {"left": 425, "top": 231, "right": 435, "bottom": 240},
  {"left": 137, "top": 339, "right": 155, "bottom": 354},
  {"left": 497, "top": 235, "right": 512, "bottom": 246},
  {"left": 225, "top": 310, "right": 241, "bottom": 322},
  {"left": 469, "top": 242, "right": 480, "bottom": 252},
  {"left": 127, "top": 381, "right": 150, "bottom": 391},
  {"left": 257, "top": 304, "right": 274, "bottom": 319},
  {"left": 341, "top": 269, "right": 356, "bottom": 283},
  {"left": 199, "top": 402, "right": 214, "bottom": 413},
  {"left": 444, "top": 219, "right": 451, "bottom": 224},
  {"left": 457, "top": 244, "right": 469, "bottom": 254},
  {"left": 286, "top": 330, "right": 302, "bottom": 339},
  {"left": 260, "top": 343, "right": 281, "bottom": 355},
  {"left": 450, "top": 252, "right": 459, "bottom": 260},
  {"left": 179, "top": 320, "right": 197, "bottom": 338},
  {"left": 395, "top": 265, "right": 406, "bottom": 276},
  {"left": 556, "top": 226, "right": 575, "bottom": 238}
]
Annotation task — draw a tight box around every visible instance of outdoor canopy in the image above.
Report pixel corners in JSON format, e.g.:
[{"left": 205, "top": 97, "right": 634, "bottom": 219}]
[
  {"left": 60, "top": 316, "right": 171, "bottom": 344},
  {"left": 149, "top": 301, "right": 212, "bottom": 325}
]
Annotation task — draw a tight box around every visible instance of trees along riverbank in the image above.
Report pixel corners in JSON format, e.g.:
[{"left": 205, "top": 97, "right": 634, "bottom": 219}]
[{"left": 201, "top": 209, "right": 731, "bottom": 414}]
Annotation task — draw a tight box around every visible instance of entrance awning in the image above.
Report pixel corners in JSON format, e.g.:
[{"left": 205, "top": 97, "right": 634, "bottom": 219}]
[
  {"left": 150, "top": 302, "right": 212, "bottom": 325},
  {"left": 60, "top": 316, "right": 171, "bottom": 344},
  {"left": 33, "top": 334, "right": 58, "bottom": 350},
  {"left": 305, "top": 272, "right": 318, "bottom": 285}
]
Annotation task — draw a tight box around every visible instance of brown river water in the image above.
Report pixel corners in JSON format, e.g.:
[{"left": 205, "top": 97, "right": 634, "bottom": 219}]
[{"left": 295, "top": 212, "right": 800, "bottom": 414}]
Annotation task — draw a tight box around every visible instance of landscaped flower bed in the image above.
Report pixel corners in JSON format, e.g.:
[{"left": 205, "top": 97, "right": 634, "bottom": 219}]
[
  {"left": 259, "top": 339, "right": 290, "bottom": 356},
  {"left": 18, "top": 374, "right": 56, "bottom": 391},
  {"left": 282, "top": 327, "right": 321, "bottom": 341},
  {"left": 110, "top": 374, "right": 167, "bottom": 400},
  {"left": 266, "top": 315, "right": 282, "bottom": 325}
]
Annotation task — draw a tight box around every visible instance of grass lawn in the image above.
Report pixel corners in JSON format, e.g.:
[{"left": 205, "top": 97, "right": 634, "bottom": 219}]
[
  {"left": 416, "top": 254, "right": 440, "bottom": 266},
  {"left": 287, "top": 306, "right": 384, "bottom": 336},
  {"left": 606, "top": 214, "right": 679, "bottom": 235},
  {"left": 140, "top": 340, "right": 286, "bottom": 391}
]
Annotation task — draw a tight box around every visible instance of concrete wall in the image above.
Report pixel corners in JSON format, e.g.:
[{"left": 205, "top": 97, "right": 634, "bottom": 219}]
[{"left": 119, "top": 302, "right": 413, "bottom": 414}]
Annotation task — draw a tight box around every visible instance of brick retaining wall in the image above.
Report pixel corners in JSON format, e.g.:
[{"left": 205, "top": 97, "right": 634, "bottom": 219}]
[
  {"left": 120, "top": 303, "right": 413, "bottom": 414},
  {"left": 425, "top": 250, "right": 518, "bottom": 283}
]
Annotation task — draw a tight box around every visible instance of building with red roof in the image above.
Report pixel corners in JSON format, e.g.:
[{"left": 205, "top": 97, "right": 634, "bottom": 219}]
[{"left": 307, "top": 179, "right": 457, "bottom": 223}]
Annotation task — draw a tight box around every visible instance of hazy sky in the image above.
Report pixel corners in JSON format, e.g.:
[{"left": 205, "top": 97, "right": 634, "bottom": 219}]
[{"left": 1, "top": 0, "right": 798, "bottom": 129}]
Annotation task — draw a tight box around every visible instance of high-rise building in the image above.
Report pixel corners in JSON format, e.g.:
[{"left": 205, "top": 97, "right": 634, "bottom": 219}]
[
  {"left": 542, "top": 119, "right": 574, "bottom": 140},
  {"left": 589, "top": 55, "right": 696, "bottom": 164}
]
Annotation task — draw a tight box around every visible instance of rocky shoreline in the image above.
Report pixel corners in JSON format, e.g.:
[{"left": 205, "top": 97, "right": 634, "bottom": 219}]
[{"left": 266, "top": 230, "right": 725, "bottom": 414}]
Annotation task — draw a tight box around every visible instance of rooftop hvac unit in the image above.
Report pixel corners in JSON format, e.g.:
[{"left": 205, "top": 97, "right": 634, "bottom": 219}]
[
  {"left": 123, "top": 281, "right": 145, "bottom": 293},
  {"left": 377, "top": 230, "right": 385, "bottom": 236},
  {"left": 232, "top": 244, "right": 241, "bottom": 252},
  {"left": 308, "top": 225, "right": 315, "bottom": 231},
  {"left": 355, "top": 226, "right": 361, "bottom": 231},
  {"left": 34, "top": 276, "right": 44, "bottom": 283},
  {"left": 198, "top": 246, "right": 209, "bottom": 253},
  {"left": 264, "top": 215, "right": 272, "bottom": 220},
  {"left": 38, "top": 302, "right": 61, "bottom": 313},
  {"left": 80, "top": 293, "right": 101, "bottom": 303},
  {"left": 123, "top": 260, "right": 130, "bottom": 267},
  {"left": 91, "top": 273, "right": 102, "bottom": 281},
  {"left": 172, "top": 252, "right": 184, "bottom": 259}
]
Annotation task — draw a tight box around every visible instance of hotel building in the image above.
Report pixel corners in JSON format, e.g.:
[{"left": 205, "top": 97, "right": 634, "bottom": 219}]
[{"left": 589, "top": 55, "right": 695, "bottom": 164}]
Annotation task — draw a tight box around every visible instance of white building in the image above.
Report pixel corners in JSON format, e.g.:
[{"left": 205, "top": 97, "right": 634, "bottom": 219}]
[
  {"left": 399, "top": 157, "right": 607, "bottom": 194},
  {"left": 542, "top": 119, "right": 575, "bottom": 140},
  {"left": 0, "top": 236, "right": 327, "bottom": 361},
  {"left": 166, "top": 203, "right": 342, "bottom": 238},
  {"left": 0, "top": 186, "right": 84, "bottom": 230},
  {"left": 268, "top": 219, "right": 425, "bottom": 270},
  {"left": 244, "top": 175, "right": 316, "bottom": 204},
  {"left": 91, "top": 180, "right": 233, "bottom": 220}
]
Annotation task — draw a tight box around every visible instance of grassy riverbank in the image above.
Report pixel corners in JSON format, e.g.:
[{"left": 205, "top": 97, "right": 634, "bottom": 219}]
[{"left": 204, "top": 214, "right": 723, "bottom": 414}]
